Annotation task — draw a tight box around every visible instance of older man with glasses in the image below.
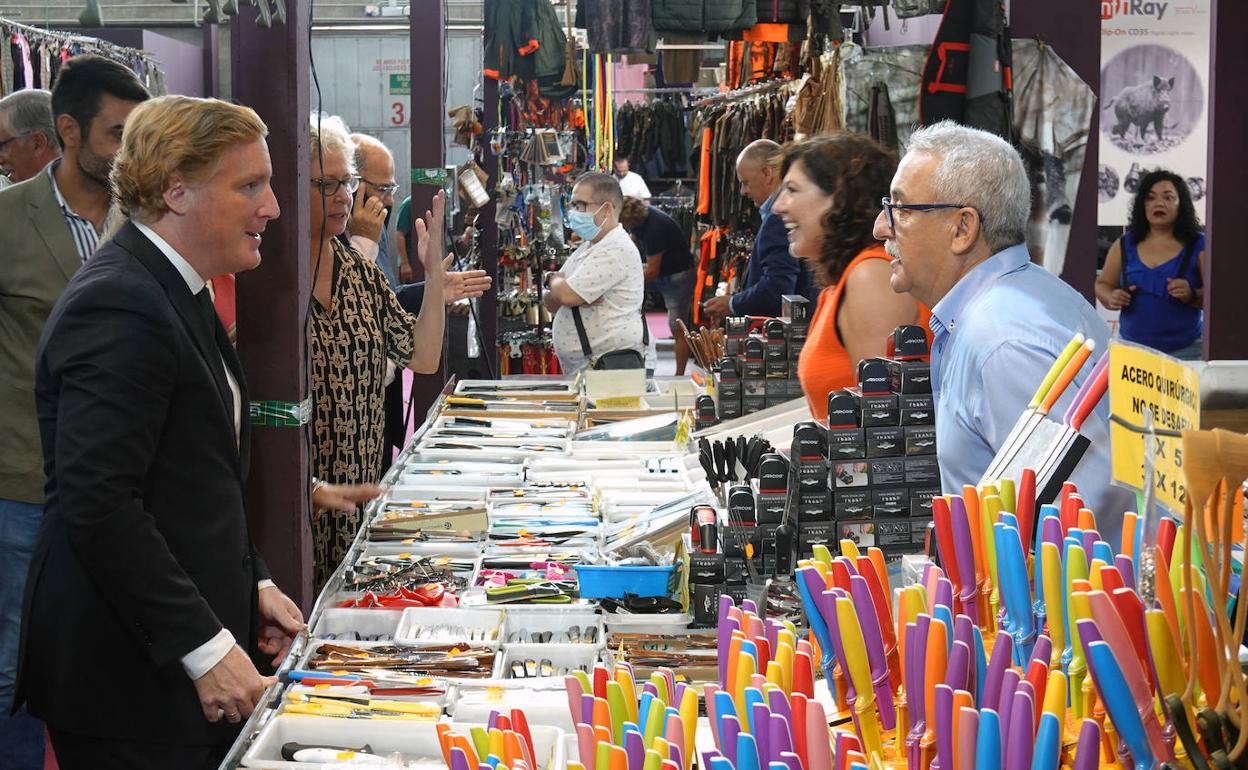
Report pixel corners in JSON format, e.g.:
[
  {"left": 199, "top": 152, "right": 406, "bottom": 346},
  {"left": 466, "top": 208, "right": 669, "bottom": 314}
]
[
  {"left": 874, "top": 121, "right": 1131, "bottom": 540},
  {"left": 0, "top": 90, "right": 62, "bottom": 184}
]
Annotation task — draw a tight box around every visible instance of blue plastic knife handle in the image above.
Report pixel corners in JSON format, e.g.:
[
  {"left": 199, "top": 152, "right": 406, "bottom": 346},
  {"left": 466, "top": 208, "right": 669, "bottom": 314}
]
[
  {"left": 1086, "top": 641, "right": 1156, "bottom": 770},
  {"left": 795, "top": 568, "right": 838, "bottom": 706},
  {"left": 976, "top": 708, "right": 1002, "bottom": 770},
  {"left": 639, "top": 691, "right": 655, "bottom": 738},
  {"left": 974, "top": 626, "right": 989, "bottom": 704},
  {"left": 709, "top": 756, "right": 736, "bottom": 770},
  {"left": 933, "top": 606, "right": 955, "bottom": 656},
  {"left": 744, "top": 689, "right": 766, "bottom": 734},
  {"left": 737, "top": 732, "right": 761, "bottom": 770},
  {"left": 1032, "top": 712, "right": 1061, "bottom": 770},
  {"left": 284, "top": 670, "right": 359, "bottom": 681},
  {"left": 1093, "top": 540, "right": 1114, "bottom": 566},
  {"left": 995, "top": 522, "right": 1036, "bottom": 665}
]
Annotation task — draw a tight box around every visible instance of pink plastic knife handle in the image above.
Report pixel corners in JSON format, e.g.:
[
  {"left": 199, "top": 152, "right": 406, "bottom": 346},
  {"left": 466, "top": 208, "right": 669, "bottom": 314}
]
[
  {"left": 850, "top": 574, "right": 897, "bottom": 730},
  {"left": 566, "top": 675, "right": 586, "bottom": 724},
  {"left": 1004, "top": 690, "right": 1035, "bottom": 770},
  {"left": 705, "top": 685, "right": 720, "bottom": 751},
  {"left": 957, "top": 706, "right": 979, "bottom": 770},
  {"left": 980, "top": 631, "right": 1013, "bottom": 710},
  {"left": 577, "top": 723, "right": 597, "bottom": 770},
  {"left": 934, "top": 684, "right": 955, "bottom": 770},
  {"left": 1087, "top": 591, "right": 1169, "bottom": 761},
  {"left": 1062, "top": 350, "right": 1108, "bottom": 426},
  {"left": 806, "top": 701, "right": 831, "bottom": 770}
]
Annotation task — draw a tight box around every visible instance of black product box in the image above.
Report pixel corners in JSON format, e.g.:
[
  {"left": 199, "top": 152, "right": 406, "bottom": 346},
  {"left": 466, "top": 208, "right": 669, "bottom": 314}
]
[
  {"left": 834, "top": 518, "right": 876, "bottom": 550},
  {"left": 910, "top": 487, "right": 941, "bottom": 517},
  {"left": 835, "top": 489, "right": 871, "bottom": 519},
  {"left": 724, "top": 557, "right": 749, "bottom": 584},
  {"left": 765, "top": 341, "right": 788, "bottom": 365},
  {"left": 788, "top": 378, "right": 805, "bottom": 399},
  {"left": 766, "top": 359, "right": 790, "bottom": 379},
  {"left": 900, "top": 394, "right": 936, "bottom": 426},
  {"left": 695, "top": 395, "right": 718, "bottom": 431},
  {"left": 890, "top": 324, "right": 930, "bottom": 360},
  {"left": 826, "top": 428, "right": 866, "bottom": 461},
  {"left": 866, "top": 427, "right": 906, "bottom": 458},
  {"left": 722, "top": 526, "right": 762, "bottom": 558},
  {"left": 791, "top": 422, "right": 825, "bottom": 459},
  {"left": 905, "top": 426, "right": 937, "bottom": 456},
  {"left": 799, "top": 489, "right": 832, "bottom": 522},
  {"left": 757, "top": 494, "right": 786, "bottom": 525},
  {"left": 765, "top": 396, "right": 789, "bottom": 409},
  {"left": 724, "top": 585, "right": 748, "bottom": 607},
  {"left": 799, "top": 523, "right": 834, "bottom": 556},
  {"left": 689, "top": 553, "right": 726, "bottom": 583},
  {"left": 797, "top": 461, "right": 828, "bottom": 493},
  {"left": 725, "top": 337, "right": 744, "bottom": 358},
  {"left": 743, "top": 338, "right": 766, "bottom": 378},
  {"left": 742, "top": 397, "right": 766, "bottom": 415},
  {"left": 764, "top": 319, "right": 788, "bottom": 361},
  {"left": 857, "top": 358, "right": 892, "bottom": 396},
  {"left": 782, "top": 294, "right": 812, "bottom": 326},
  {"left": 719, "top": 396, "right": 743, "bottom": 421},
  {"left": 869, "top": 458, "right": 907, "bottom": 488},
  {"left": 912, "top": 516, "right": 934, "bottom": 545},
  {"left": 873, "top": 517, "right": 914, "bottom": 548},
  {"left": 831, "top": 460, "right": 870, "bottom": 489},
  {"left": 873, "top": 487, "right": 909, "bottom": 518},
  {"left": 826, "top": 390, "right": 862, "bottom": 429},
  {"left": 905, "top": 456, "right": 941, "bottom": 486},
  {"left": 887, "top": 358, "right": 933, "bottom": 395},
  {"left": 787, "top": 335, "right": 807, "bottom": 360},
  {"left": 765, "top": 378, "right": 789, "bottom": 398},
  {"left": 692, "top": 582, "right": 723, "bottom": 627},
  {"left": 789, "top": 361, "right": 801, "bottom": 380},
  {"left": 718, "top": 377, "right": 741, "bottom": 400},
  {"left": 860, "top": 394, "right": 900, "bottom": 427},
  {"left": 743, "top": 378, "right": 766, "bottom": 398}
]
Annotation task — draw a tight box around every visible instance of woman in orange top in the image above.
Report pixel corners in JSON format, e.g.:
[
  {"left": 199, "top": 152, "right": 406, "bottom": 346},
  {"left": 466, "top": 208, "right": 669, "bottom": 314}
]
[{"left": 774, "top": 134, "right": 931, "bottom": 420}]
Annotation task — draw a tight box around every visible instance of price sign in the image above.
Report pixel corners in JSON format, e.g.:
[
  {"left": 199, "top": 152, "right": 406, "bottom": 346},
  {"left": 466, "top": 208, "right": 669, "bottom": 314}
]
[{"left": 1108, "top": 341, "right": 1201, "bottom": 513}]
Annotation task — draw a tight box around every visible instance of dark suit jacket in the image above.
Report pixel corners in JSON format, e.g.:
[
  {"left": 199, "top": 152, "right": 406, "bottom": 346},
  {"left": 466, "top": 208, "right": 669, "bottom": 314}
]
[
  {"left": 732, "top": 207, "right": 819, "bottom": 317},
  {"left": 0, "top": 170, "right": 82, "bottom": 504},
  {"left": 18, "top": 222, "right": 269, "bottom": 746}
]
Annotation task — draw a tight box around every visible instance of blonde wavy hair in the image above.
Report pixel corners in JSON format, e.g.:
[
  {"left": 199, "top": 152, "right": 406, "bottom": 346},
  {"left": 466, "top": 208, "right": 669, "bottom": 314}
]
[{"left": 111, "top": 96, "right": 268, "bottom": 224}]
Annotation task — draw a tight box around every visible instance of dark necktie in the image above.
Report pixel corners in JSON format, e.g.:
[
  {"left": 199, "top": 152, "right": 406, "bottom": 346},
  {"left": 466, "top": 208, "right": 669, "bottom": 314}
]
[{"left": 195, "top": 286, "right": 235, "bottom": 420}]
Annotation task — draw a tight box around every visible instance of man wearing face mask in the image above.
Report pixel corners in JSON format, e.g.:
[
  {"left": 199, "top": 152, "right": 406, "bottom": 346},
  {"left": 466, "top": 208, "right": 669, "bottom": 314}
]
[{"left": 545, "top": 172, "right": 645, "bottom": 373}]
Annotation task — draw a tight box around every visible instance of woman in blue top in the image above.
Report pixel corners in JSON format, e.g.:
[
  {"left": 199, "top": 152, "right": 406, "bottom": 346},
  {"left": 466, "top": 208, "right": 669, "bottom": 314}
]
[{"left": 1096, "top": 169, "right": 1205, "bottom": 358}]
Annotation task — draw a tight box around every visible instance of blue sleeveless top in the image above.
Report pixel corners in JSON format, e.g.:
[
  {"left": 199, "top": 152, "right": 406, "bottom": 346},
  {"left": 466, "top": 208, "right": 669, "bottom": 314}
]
[{"left": 1118, "top": 232, "right": 1203, "bottom": 353}]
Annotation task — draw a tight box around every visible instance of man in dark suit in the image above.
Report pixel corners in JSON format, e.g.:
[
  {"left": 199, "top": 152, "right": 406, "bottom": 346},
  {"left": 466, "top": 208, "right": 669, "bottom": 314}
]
[
  {"left": 18, "top": 95, "right": 302, "bottom": 769},
  {"left": 703, "top": 139, "right": 818, "bottom": 322},
  {"left": 0, "top": 55, "right": 149, "bottom": 766}
]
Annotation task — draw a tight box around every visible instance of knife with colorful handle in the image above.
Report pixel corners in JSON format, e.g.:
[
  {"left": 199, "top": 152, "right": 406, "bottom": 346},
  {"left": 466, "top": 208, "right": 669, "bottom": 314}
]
[
  {"left": 1040, "top": 542, "right": 1066, "bottom": 672},
  {"left": 975, "top": 708, "right": 1001, "bottom": 770},
  {"left": 1071, "top": 718, "right": 1102, "bottom": 770},
  {"left": 1086, "top": 640, "right": 1158, "bottom": 770},
  {"left": 933, "top": 684, "right": 954, "bottom": 770},
  {"left": 1087, "top": 590, "right": 1168, "bottom": 760},
  {"left": 850, "top": 575, "right": 897, "bottom": 730},
  {"left": 950, "top": 496, "right": 981, "bottom": 627},
  {"left": 1005, "top": 688, "right": 1036, "bottom": 770},
  {"left": 855, "top": 555, "right": 899, "bottom": 689},
  {"left": 921, "top": 616, "right": 948, "bottom": 769},
  {"left": 983, "top": 332, "right": 1085, "bottom": 482},
  {"left": 932, "top": 496, "right": 965, "bottom": 619},
  {"left": 955, "top": 704, "right": 978, "bottom": 770},
  {"left": 994, "top": 521, "right": 1036, "bottom": 665},
  {"left": 906, "top": 617, "right": 929, "bottom": 770},
  {"left": 981, "top": 493, "right": 1003, "bottom": 625},
  {"left": 836, "top": 596, "right": 884, "bottom": 764},
  {"left": 980, "top": 631, "right": 1012, "bottom": 710},
  {"left": 1032, "top": 505, "right": 1060, "bottom": 631}
]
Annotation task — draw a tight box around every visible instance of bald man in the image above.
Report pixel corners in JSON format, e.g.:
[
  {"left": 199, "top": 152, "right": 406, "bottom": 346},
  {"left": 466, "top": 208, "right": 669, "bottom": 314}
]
[
  {"left": 703, "top": 140, "right": 816, "bottom": 322},
  {"left": 347, "top": 133, "right": 401, "bottom": 287}
]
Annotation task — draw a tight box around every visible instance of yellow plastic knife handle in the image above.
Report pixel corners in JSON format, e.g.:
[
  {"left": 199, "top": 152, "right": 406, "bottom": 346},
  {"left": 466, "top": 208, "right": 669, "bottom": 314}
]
[{"left": 1029, "top": 333, "right": 1084, "bottom": 409}]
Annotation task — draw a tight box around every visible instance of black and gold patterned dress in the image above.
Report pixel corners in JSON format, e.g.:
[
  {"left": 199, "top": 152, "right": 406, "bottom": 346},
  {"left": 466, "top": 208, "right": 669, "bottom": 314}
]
[{"left": 310, "top": 239, "right": 417, "bottom": 589}]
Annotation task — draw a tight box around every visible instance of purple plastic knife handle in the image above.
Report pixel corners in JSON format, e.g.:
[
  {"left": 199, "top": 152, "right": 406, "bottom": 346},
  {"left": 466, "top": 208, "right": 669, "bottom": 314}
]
[
  {"left": 752, "top": 702, "right": 773, "bottom": 764},
  {"left": 946, "top": 640, "right": 971, "bottom": 694},
  {"left": 950, "top": 496, "right": 981, "bottom": 625},
  {"left": 778, "top": 751, "right": 804, "bottom": 770},
  {"left": 1041, "top": 515, "right": 1063, "bottom": 552},
  {"left": 935, "top": 577, "right": 954, "bottom": 614},
  {"left": 909, "top": 616, "right": 931, "bottom": 770},
  {"left": 1030, "top": 635, "right": 1053, "bottom": 670},
  {"left": 766, "top": 619, "right": 780, "bottom": 659},
  {"left": 722, "top": 715, "right": 741, "bottom": 768},
  {"left": 1115, "top": 555, "right": 1136, "bottom": 590},
  {"left": 819, "top": 588, "right": 857, "bottom": 702},
  {"left": 954, "top": 614, "right": 974, "bottom": 653},
  {"left": 719, "top": 595, "right": 734, "bottom": 686},
  {"left": 997, "top": 668, "right": 1020, "bottom": 756},
  {"left": 934, "top": 684, "right": 955, "bottom": 770},
  {"left": 625, "top": 728, "right": 645, "bottom": 770},
  {"left": 1005, "top": 689, "right": 1035, "bottom": 770},
  {"left": 769, "top": 713, "right": 795, "bottom": 761},
  {"left": 743, "top": 599, "right": 758, "bottom": 615},
  {"left": 850, "top": 574, "right": 897, "bottom": 730},
  {"left": 450, "top": 748, "right": 473, "bottom": 770},
  {"left": 582, "top": 693, "right": 596, "bottom": 726},
  {"left": 1072, "top": 719, "right": 1102, "bottom": 770},
  {"left": 767, "top": 688, "right": 793, "bottom": 727},
  {"left": 981, "top": 631, "right": 1013, "bottom": 710}
]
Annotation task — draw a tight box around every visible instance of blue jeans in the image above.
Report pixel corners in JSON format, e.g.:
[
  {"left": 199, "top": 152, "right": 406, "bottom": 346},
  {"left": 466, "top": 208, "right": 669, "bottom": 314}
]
[{"left": 0, "top": 497, "right": 44, "bottom": 768}]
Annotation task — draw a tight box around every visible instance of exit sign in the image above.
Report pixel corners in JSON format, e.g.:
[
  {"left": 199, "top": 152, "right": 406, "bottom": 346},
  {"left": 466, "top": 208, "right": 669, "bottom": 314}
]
[{"left": 389, "top": 74, "right": 411, "bottom": 95}]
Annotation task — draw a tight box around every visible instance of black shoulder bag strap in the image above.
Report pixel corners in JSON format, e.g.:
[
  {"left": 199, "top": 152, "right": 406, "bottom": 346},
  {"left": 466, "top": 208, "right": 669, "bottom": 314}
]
[{"left": 571, "top": 305, "right": 649, "bottom": 361}]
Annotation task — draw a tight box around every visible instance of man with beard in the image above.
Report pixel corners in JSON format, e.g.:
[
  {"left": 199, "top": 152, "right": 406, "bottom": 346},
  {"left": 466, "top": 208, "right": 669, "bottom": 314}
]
[{"left": 0, "top": 55, "right": 148, "bottom": 762}]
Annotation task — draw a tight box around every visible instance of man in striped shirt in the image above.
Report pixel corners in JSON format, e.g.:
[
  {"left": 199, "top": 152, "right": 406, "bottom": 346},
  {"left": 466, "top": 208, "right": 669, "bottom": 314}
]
[{"left": 0, "top": 54, "right": 148, "bottom": 763}]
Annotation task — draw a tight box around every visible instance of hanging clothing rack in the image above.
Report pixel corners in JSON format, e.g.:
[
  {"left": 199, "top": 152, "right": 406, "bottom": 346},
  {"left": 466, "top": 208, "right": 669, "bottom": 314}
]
[
  {"left": 690, "top": 78, "right": 793, "bottom": 109},
  {"left": 0, "top": 16, "right": 166, "bottom": 96},
  {"left": 613, "top": 87, "right": 720, "bottom": 95}
]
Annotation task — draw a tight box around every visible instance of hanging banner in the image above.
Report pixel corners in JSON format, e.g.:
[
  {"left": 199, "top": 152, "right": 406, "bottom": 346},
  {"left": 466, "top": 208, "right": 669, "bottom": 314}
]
[
  {"left": 1097, "top": 1, "right": 1211, "bottom": 226},
  {"left": 1108, "top": 340, "right": 1200, "bottom": 514}
]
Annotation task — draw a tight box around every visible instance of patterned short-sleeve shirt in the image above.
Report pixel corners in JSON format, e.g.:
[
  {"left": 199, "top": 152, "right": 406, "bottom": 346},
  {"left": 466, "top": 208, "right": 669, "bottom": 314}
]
[{"left": 551, "top": 224, "right": 645, "bottom": 372}]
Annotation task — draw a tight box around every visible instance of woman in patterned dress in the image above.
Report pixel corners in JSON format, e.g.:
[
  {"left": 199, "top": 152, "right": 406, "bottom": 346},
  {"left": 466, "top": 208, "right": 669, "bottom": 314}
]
[{"left": 306, "top": 114, "right": 447, "bottom": 588}]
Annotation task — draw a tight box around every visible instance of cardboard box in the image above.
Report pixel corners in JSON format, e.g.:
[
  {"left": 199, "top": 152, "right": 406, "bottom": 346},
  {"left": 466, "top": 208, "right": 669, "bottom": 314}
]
[
  {"left": 887, "top": 359, "right": 933, "bottom": 394},
  {"left": 725, "top": 337, "right": 743, "bottom": 358},
  {"left": 799, "top": 522, "right": 834, "bottom": 555},
  {"left": 912, "top": 516, "right": 933, "bottom": 545},
  {"left": 799, "top": 489, "right": 832, "bottom": 522},
  {"left": 869, "top": 458, "right": 907, "bottom": 488},
  {"left": 910, "top": 487, "right": 940, "bottom": 518},
  {"left": 826, "top": 429, "right": 866, "bottom": 461},
  {"left": 873, "top": 517, "right": 914, "bottom": 548},
  {"left": 782, "top": 295, "right": 812, "bottom": 326},
  {"left": 904, "top": 456, "right": 940, "bottom": 486},
  {"left": 873, "top": 487, "right": 909, "bottom": 518},
  {"left": 743, "top": 338, "right": 766, "bottom": 378},
  {"left": 826, "top": 390, "right": 862, "bottom": 429},
  {"left": 722, "top": 526, "right": 761, "bottom": 558},
  {"left": 857, "top": 358, "right": 891, "bottom": 396},
  {"left": 766, "top": 360, "right": 790, "bottom": 379},
  {"left": 900, "top": 394, "right": 935, "bottom": 426},
  {"left": 756, "top": 495, "right": 786, "bottom": 525},
  {"left": 834, "top": 518, "right": 876, "bottom": 550},
  {"left": 725, "top": 316, "right": 750, "bottom": 338},
  {"left": 835, "top": 489, "right": 871, "bottom": 519},
  {"left": 867, "top": 426, "right": 906, "bottom": 458},
  {"left": 787, "top": 336, "right": 806, "bottom": 360},
  {"left": 718, "top": 397, "right": 742, "bottom": 421},
  {"left": 724, "top": 557, "right": 750, "bottom": 584},
  {"left": 905, "top": 426, "right": 938, "bottom": 456},
  {"left": 831, "top": 460, "right": 871, "bottom": 489},
  {"left": 765, "top": 378, "right": 789, "bottom": 397},
  {"left": 742, "top": 397, "right": 766, "bottom": 415},
  {"left": 788, "top": 378, "right": 805, "bottom": 398}
]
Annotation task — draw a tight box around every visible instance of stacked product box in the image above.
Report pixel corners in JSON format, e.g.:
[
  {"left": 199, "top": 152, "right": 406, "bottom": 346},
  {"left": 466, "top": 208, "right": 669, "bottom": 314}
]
[
  {"left": 819, "top": 325, "right": 939, "bottom": 566},
  {"left": 710, "top": 295, "right": 811, "bottom": 422}
]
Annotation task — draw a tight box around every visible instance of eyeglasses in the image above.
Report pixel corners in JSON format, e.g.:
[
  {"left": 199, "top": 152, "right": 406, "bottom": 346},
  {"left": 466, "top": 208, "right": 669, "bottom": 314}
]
[
  {"left": 569, "top": 199, "right": 602, "bottom": 213},
  {"left": 0, "top": 133, "right": 30, "bottom": 152},
  {"left": 880, "top": 197, "right": 980, "bottom": 232},
  {"left": 362, "top": 178, "right": 400, "bottom": 194},
  {"left": 311, "top": 175, "right": 361, "bottom": 196}
]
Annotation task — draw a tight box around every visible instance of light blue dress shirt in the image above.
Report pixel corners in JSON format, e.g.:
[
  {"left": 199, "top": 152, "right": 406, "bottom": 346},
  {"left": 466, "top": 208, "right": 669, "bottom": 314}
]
[{"left": 929, "top": 243, "right": 1133, "bottom": 539}]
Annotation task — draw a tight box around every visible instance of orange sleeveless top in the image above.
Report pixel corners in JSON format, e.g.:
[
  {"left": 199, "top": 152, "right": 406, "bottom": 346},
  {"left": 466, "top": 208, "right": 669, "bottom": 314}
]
[{"left": 798, "top": 246, "right": 932, "bottom": 420}]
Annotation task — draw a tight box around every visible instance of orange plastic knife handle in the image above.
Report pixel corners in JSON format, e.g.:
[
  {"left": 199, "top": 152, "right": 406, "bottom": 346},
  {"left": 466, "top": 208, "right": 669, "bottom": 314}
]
[{"left": 1039, "top": 339, "right": 1094, "bottom": 414}]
